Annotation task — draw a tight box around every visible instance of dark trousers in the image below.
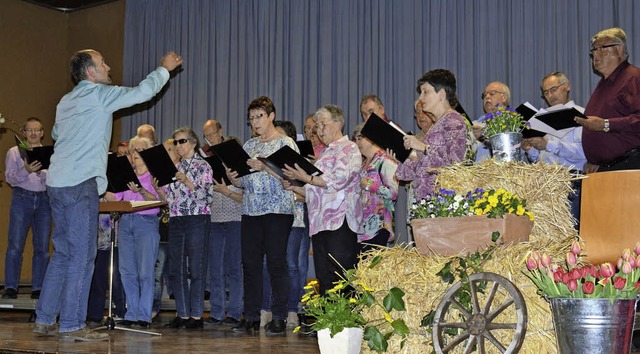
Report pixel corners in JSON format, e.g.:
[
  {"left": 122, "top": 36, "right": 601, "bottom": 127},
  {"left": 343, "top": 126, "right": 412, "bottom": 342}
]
[
  {"left": 241, "top": 214, "right": 292, "bottom": 321},
  {"left": 359, "top": 228, "right": 390, "bottom": 255},
  {"left": 87, "top": 248, "right": 126, "bottom": 321},
  {"left": 312, "top": 220, "right": 358, "bottom": 294}
]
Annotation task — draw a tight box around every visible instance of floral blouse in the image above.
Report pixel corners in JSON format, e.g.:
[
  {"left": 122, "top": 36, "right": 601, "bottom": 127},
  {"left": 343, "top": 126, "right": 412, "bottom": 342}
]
[
  {"left": 359, "top": 150, "right": 398, "bottom": 243},
  {"left": 164, "top": 154, "right": 214, "bottom": 217},
  {"left": 240, "top": 135, "right": 297, "bottom": 216},
  {"left": 304, "top": 136, "right": 362, "bottom": 236},
  {"left": 396, "top": 111, "right": 466, "bottom": 200}
]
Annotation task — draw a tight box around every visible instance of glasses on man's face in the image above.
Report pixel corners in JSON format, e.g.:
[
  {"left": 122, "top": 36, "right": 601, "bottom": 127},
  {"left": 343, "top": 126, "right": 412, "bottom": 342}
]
[
  {"left": 353, "top": 134, "right": 364, "bottom": 142},
  {"left": 480, "top": 90, "right": 505, "bottom": 100},
  {"left": 541, "top": 82, "right": 567, "bottom": 97},
  {"left": 247, "top": 113, "right": 266, "bottom": 123},
  {"left": 173, "top": 138, "right": 190, "bottom": 146},
  {"left": 204, "top": 130, "right": 220, "bottom": 139},
  {"left": 23, "top": 128, "right": 43, "bottom": 133},
  {"left": 590, "top": 43, "right": 621, "bottom": 56}
]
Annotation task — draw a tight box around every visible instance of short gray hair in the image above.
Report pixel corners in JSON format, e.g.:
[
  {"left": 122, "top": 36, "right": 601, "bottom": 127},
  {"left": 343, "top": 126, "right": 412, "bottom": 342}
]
[
  {"left": 128, "top": 136, "right": 153, "bottom": 151},
  {"left": 592, "top": 27, "right": 628, "bottom": 57},
  {"left": 314, "top": 104, "right": 345, "bottom": 132},
  {"left": 352, "top": 123, "right": 365, "bottom": 141},
  {"left": 541, "top": 72, "right": 569, "bottom": 88}
]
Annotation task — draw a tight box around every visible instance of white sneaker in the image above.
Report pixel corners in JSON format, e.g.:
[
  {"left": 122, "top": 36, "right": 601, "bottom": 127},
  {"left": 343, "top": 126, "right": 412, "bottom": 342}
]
[
  {"left": 286, "top": 312, "right": 299, "bottom": 328},
  {"left": 260, "top": 310, "right": 272, "bottom": 328}
]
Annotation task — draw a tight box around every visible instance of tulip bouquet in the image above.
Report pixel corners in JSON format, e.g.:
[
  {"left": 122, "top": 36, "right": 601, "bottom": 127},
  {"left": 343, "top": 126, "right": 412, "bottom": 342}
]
[{"left": 524, "top": 241, "right": 640, "bottom": 301}]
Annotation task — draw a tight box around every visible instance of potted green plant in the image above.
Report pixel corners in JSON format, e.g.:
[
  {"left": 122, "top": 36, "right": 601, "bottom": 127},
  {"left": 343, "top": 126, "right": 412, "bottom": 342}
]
[
  {"left": 524, "top": 241, "right": 640, "bottom": 353},
  {"left": 297, "top": 262, "right": 409, "bottom": 353},
  {"left": 409, "top": 188, "right": 534, "bottom": 256},
  {"left": 482, "top": 104, "right": 529, "bottom": 161}
]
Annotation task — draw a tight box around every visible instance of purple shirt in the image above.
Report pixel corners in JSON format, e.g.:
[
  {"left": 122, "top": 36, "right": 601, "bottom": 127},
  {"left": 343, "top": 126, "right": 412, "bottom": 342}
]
[
  {"left": 5, "top": 146, "right": 47, "bottom": 192},
  {"left": 396, "top": 111, "right": 466, "bottom": 200},
  {"left": 304, "top": 136, "right": 362, "bottom": 236},
  {"left": 583, "top": 61, "right": 640, "bottom": 164},
  {"left": 113, "top": 171, "right": 159, "bottom": 215}
]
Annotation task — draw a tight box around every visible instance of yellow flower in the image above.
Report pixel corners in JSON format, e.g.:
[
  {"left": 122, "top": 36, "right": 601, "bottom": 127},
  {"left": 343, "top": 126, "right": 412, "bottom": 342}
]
[
  {"left": 384, "top": 312, "right": 393, "bottom": 323},
  {"left": 516, "top": 204, "right": 525, "bottom": 216},
  {"left": 526, "top": 211, "right": 535, "bottom": 221},
  {"left": 349, "top": 298, "right": 357, "bottom": 304},
  {"left": 475, "top": 208, "right": 483, "bottom": 216},
  {"left": 488, "top": 195, "right": 498, "bottom": 207},
  {"left": 303, "top": 280, "right": 318, "bottom": 290},
  {"left": 293, "top": 326, "right": 301, "bottom": 333}
]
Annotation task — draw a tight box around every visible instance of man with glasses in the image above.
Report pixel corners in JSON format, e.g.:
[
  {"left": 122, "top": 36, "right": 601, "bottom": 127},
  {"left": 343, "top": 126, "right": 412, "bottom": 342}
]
[
  {"left": 576, "top": 27, "right": 640, "bottom": 173},
  {"left": 3, "top": 117, "right": 51, "bottom": 300},
  {"left": 522, "top": 72, "right": 586, "bottom": 229},
  {"left": 359, "top": 94, "right": 389, "bottom": 122},
  {"left": 472, "top": 81, "right": 511, "bottom": 161},
  {"left": 201, "top": 119, "right": 223, "bottom": 157}
]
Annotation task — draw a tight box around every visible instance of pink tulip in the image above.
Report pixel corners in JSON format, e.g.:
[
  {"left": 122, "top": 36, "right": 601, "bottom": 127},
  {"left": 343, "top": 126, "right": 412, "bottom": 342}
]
[
  {"left": 553, "top": 270, "right": 563, "bottom": 283},
  {"left": 531, "top": 251, "right": 540, "bottom": 262},
  {"left": 617, "top": 257, "right": 623, "bottom": 270},
  {"left": 571, "top": 241, "right": 581, "bottom": 256},
  {"left": 622, "top": 261, "right": 633, "bottom": 275},
  {"left": 600, "top": 263, "right": 615, "bottom": 278},
  {"left": 623, "top": 248, "right": 632, "bottom": 260},
  {"left": 629, "top": 257, "right": 636, "bottom": 268},
  {"left": 566, "top": 252, "right": 577, "bottom": 267},
  {"left": 562, "top": 272, "right": 571, "bottom": 284},
  {"left": 635, "top": 281, "right": 640, "bottom": 291},
  {"left": 614, "top": 276, "right": 627, "bottom": 290},
  {"left": 567, "top": 279, "right": 578, "bottom": 291},
  {"left": 541, "top": 253, "right": 552, "bottom": 268},
  {"left": 582, "top": 281, "right": 595, "bottom": 295},
  {"left": 526, "top": 257, "right": 538, "bottom": 271},
  {"left": 636, "top": 255, "right": 640, "bottom": 268},
  {"left": 569, "top": 268, "right": 582, "bottom": 280},
  {"left": 635, "top": 242, "right": 640, "bottom": 256}
]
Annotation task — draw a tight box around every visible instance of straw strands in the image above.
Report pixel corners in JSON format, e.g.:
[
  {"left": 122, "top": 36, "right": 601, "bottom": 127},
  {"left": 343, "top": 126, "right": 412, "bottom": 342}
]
[{"left": 356, "top": 160, "right": 578, "bottom": 353}]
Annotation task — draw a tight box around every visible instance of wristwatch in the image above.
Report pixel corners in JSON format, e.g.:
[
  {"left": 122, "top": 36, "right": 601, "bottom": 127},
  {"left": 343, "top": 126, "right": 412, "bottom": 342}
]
[{"left": 603, "top": 119, "right": 610, "bottom": 132}]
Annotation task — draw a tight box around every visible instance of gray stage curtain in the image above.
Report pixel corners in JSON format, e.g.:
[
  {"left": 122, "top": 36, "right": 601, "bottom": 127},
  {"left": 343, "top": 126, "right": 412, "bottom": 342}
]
[{"left": 121, "top": 0, "right": 640, "bottom": 143}]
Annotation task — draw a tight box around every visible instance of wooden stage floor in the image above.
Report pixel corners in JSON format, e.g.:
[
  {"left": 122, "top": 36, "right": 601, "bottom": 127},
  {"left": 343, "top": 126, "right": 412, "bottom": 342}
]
[{"left": 0, "top": 310, "right": 320, "bottom": 354}]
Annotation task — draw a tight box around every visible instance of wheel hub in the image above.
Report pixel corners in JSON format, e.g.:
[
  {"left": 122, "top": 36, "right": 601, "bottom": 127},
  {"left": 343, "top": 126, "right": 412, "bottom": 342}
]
[{"left": 467, "top": 313, "right": 486, "bottom": 335}]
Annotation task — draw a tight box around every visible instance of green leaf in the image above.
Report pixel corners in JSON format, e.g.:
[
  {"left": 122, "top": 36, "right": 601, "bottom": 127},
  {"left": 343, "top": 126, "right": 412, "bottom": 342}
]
[
  {"left": 368, "top": 255, "right": 383, "bottom": 268},
  {"left": 361, "top": 291, "right": 376, "bottom": 307},
  {"left": 383, "top": 287, "right": 406, "bottom": 312},
  {"left": 364, "top": 326, "right": 388, "bottom": 352},
  {"left": 391, "top": 319, "right": 410, "bottom": 335},
  {"left": 491, "top": 231, "right": 501, "bottom": 242},
  {"left": 421, "top": 310, "right": 435, "bottom": 328}
]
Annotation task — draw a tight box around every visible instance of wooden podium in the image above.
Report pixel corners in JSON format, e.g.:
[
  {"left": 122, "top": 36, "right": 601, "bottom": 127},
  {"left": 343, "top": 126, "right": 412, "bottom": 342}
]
[{"left": 580, "top": 170, "right": 640, "bottom": 264}]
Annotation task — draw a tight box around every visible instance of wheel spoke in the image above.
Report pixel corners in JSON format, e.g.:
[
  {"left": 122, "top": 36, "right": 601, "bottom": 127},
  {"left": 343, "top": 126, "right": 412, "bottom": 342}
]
[
  {"left": 486, "top": 322, "right": 517, "bottom": 330},
  {"left": 478, "top": 335, "right": 486, "bottom": 354},
  {"left": 449, "top": 298, "right": 473, "bottom": 319},
  {"left": 483, "top": 330, "right": 507, "bottom": 352},
  {"left": 440, "top": 322, "right": 467, "bottom": 329},
  {"left": 482, "top": 281, "right": 500, "bottom": 315},
  {"left": 442, "top": 332, "right": 470, "bottom": 353},
  {"left": 469, "top": 280, "right": 481, "bottom": 313},
  {"left": 486, "top": 297, "right": 514, "bottom": 321},
  {"left": 462, "top": 335, "right": 477, "bottom": 354}
]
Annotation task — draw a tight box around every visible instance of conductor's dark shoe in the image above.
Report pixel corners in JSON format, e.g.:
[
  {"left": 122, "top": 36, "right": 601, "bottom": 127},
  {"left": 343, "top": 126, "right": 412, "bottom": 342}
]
[
  {"left": 134, "top": 321, "right": 151, "bottom": 329},
  {"left": 33, "top": 323, "right": 58, "bottom": 336},
  {"left": 222, "top": 317, "right": 240, "bottom": 326},
  {"left": 203, "top": 317, "right": 223, "bottom": 326},
  {"left": 30, "top": 290, "right": 41, "bottom": 299},
  {"left": 182, "top": 317, "right": 203, "bottom": 329},
  {"left": 164, "top": 317, "right": 185, "bottom": 328},
  {"left": 204, "top": 290, "right": 211, "bottom": 300},
  {"left": 265, "top": 320, "right": 286, "bottom": 336},
  {"left": 2, "top": 288, "right": 17, "bottom": 299},
  {"left": 231, "top": 319, "right": 260, "bottom": 333}
]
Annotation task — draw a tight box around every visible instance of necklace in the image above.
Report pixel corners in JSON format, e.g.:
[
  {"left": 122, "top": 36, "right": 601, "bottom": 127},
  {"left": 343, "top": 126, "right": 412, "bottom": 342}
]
[{"left": 260, "top": 130, "right": 279, "bottom": 142}]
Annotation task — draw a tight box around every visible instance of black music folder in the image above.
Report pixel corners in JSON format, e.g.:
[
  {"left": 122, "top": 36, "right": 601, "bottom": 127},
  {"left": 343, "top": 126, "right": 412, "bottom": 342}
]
[
  {"left": 515, "top": 102, "right": 538, "bottom": 121},
  {"left": 360, "top": 113, "right": 412, "bottom": 162},
  {"left": 296, "top": 140, "right": 315, "bottom": 158},
  {"left": 203, "top": 154, "right": 232, "bottom": 185},
  {"left": 26, "top": 146, "right": 54, "bottom": 170},
  {"left": 209, "top": 139, "right": 256, "bottom": 177},
  {"left": 258, "top": 145, "right": 323, "bottom": 187},
  {"left": 138, "top": 144, "right": 178, "bottom": 187},
  {"left": 526, "top": 106, "right": 584, "bottom": 139},
  {"left": 106, "top": 153, "right": 141, "bottom": 193}
]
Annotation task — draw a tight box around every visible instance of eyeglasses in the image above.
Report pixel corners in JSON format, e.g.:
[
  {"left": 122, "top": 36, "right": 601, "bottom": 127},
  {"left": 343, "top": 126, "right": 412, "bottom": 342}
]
[
  {"left": 541, "top": 82, "right": 567, "bottom": 97},
  {"left": 315, "top": 120, "right": 334, "bottom": 130},
  {"left": 173, "top": 138, "right": 190, "bottom": 145},
  {"left": 590, "top": 43, "right": 621, "bottom": 55},
  {"left": 23, "top": 128, "right": 43, "bottom": 133},
  {"left": 353, "top": 134, "right": 364, "bottom": 141},
  {"left": 204, "top": 130, "right": 220, "bottom": 138},
  {"left": 481, "top": 90, "right": 506, "bottom": 100},
  {"left": 247, "top": 113, "right": 266, "bottom": 123}
]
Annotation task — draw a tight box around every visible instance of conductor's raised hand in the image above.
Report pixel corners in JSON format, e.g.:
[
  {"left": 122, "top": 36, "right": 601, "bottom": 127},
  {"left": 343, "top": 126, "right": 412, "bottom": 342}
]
[{"left": 161, "top": 51, "right": 183, "bottom": 72}]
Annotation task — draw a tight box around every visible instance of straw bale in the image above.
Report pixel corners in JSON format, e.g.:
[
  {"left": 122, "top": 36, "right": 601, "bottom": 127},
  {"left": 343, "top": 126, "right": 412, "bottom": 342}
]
[{"left": 357, "top": 160, "right": 578, "bottom": 353}]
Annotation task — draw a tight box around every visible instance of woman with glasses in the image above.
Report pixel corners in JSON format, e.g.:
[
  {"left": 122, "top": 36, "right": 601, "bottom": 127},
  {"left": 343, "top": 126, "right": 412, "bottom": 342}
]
[
  {"left": 227, "top": 96, "right": 298, "bottom": 335},
  {"left": 352, "top": 123, "right": 398, "bottom": 254},
  {"left": 396, "top": 69, "right": 467, "bottom": 200},
  {"left": 282, "top": 104, "right": 362, "bottom": 295},
  {"left": 153, "top": 127, "right": 214, "bottom": 329}
]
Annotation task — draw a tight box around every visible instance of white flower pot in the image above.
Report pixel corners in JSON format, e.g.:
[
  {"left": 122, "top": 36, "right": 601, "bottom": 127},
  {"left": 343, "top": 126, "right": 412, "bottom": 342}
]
[{"left": 317, "top": 327, "right": 363, "bottom": 354}]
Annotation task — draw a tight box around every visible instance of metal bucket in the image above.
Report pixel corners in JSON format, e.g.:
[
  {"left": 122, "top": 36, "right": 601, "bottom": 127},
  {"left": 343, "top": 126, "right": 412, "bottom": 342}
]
[
  {"left": 489, "top": 132, "right": 522, "bottom": 162},
  {"left": 550, "top": 298, "right": 637, "bottom": 354}
]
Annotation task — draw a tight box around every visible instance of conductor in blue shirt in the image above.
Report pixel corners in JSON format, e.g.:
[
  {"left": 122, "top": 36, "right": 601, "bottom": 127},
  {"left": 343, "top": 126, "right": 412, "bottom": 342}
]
[{"left": 33, "top": 49, "right": 183, "bottom": 342}]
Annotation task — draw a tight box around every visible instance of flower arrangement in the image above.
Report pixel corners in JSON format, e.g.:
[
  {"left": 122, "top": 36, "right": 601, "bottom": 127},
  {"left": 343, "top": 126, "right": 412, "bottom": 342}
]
[
  {"left": 298, "top": 263, "right": 409, "bottom": 352},
  {"left": 409, "top": 188, "right": 534, "bottom": 221},
  {"left": 0, "top": 112, "right": 31, "bottom": 150},
  {"left": 482, "top": 104, "right": 529, "bottom": 138},
  {"left": 525, "top": 241, "right": 640, "bottom": 301}
]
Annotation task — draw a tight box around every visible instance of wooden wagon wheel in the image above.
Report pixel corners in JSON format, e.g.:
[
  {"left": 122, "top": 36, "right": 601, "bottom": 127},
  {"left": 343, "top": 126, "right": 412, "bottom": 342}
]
[{"left": 432, "top": 272, "right": 527, "bottom": 354}]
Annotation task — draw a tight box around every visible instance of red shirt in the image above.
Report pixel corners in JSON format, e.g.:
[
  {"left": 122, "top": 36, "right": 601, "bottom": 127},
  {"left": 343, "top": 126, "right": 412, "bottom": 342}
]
[{"left": 583, "top": 61, "right": 640, "bottom": 164}]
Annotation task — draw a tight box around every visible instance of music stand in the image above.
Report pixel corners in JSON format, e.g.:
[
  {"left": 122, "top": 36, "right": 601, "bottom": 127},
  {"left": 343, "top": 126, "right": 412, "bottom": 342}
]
[{"left": 96, "top": 201, "right": 166, "bottom": 336}]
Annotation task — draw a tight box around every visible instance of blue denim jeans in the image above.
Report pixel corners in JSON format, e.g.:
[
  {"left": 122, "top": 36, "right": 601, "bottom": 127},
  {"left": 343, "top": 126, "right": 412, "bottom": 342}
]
[
  {"left": 208, "top": 221, "right": 243, "bottom": 321},
  {"left": 118, "top": 213, "right": 160, "bottom": 322},
  {"left": 262, "top": 226, "right": 307, "bottom": 313},
  {"left": 152, "top": 243, "right": 167, "bottom": 313},
  {"left": 4, "top": 187, "right": 51, "bottom": 291},
  {"left": 168, "top": 215, "right": 209, "bottom": 318},
  {"left": 36, "top": 178, "right": 98, "bottom": 332}
]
